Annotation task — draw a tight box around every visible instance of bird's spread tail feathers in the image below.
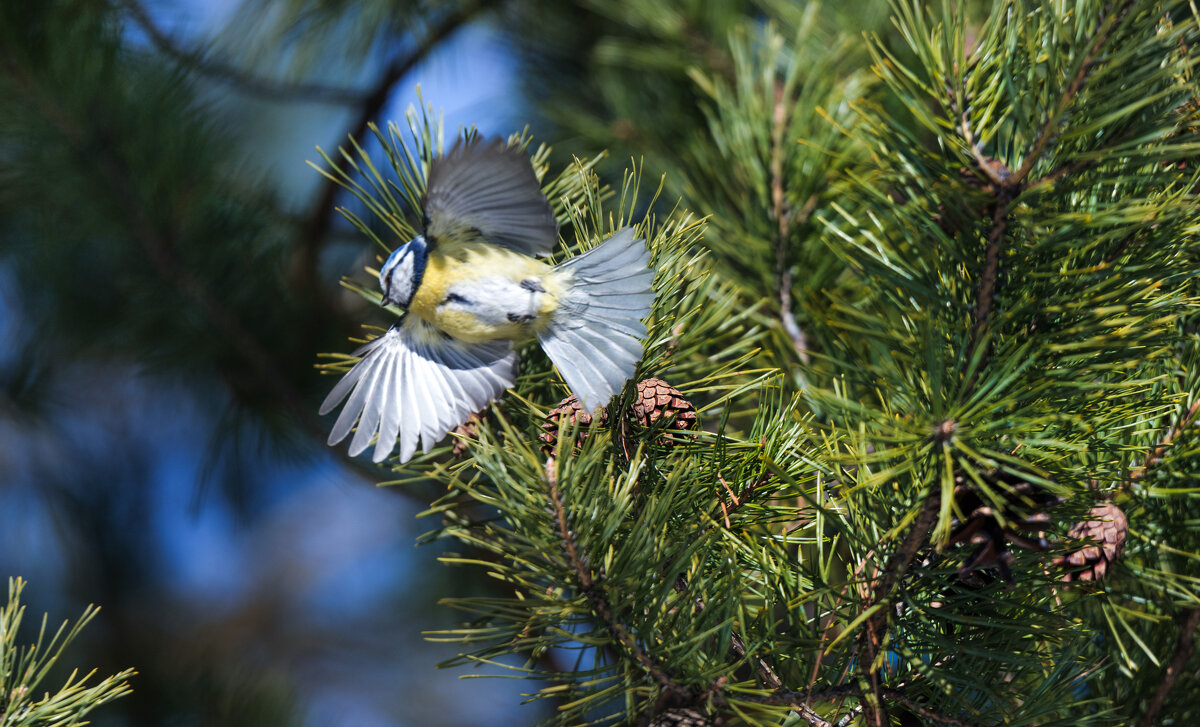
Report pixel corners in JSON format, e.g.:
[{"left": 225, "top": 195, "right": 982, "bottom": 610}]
[{"left": 538, "top": 227, "right": 654, "bottom": 412}]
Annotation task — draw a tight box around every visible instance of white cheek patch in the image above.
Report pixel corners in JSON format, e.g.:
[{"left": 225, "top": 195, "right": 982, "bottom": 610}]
[
  {"left": 440, "top": 277, "right": 543, "bottom": 327},
  {"left": 381, "top": 253, "right": 418, "bottom": 307}
]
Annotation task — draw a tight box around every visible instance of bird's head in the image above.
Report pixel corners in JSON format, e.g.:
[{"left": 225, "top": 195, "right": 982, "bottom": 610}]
[{"left": 378, "top": 235, "right": 429, "bottom": 309}]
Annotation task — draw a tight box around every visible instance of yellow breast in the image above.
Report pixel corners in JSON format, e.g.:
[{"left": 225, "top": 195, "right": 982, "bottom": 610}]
[{"left": 409, "top": 240, "right": 565, "bottom": 343}]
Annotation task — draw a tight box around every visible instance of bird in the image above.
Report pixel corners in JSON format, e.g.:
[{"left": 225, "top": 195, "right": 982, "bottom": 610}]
[{"left": 320, "top": 135, "right": 655, "bottom": 463}]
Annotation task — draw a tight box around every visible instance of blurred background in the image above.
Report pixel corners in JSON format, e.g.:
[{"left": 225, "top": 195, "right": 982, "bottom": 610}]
[{"left": 0, "top": 0, "right": 889, "bottom": 724}]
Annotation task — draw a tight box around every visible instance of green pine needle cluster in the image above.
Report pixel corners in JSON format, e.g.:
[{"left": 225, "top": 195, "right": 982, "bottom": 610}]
[
  {"left": 313, "top": 1, "right": 1200, "bottom": 725},
  {"left": 0, "top": 579, "right": 134, "bottom": 727}
]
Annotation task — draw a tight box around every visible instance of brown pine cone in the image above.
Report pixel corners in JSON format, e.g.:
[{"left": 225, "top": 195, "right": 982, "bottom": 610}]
[
  {"left": 947, "top": 472, "right": 1059, "bottom": 585},
  {"left": 1056, "top": 502, "right": 1128, "bottom": 583},
  {"left": 540, "top": 378, "right": 699, "bottom": 455},
  {"left": 451, "top": 411, "right": 485, "bottom": 458},
  {"left": 538, "top": 393, "right": 609, "bottom": 454},
  {"left": 648, "top": 708, "right": 714, "bottom": 727},
  {"left": 629, "top": 378, "right": 699, "bottom": 435}
]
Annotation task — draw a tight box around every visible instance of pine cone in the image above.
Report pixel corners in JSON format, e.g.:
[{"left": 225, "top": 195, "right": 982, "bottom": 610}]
[
  {"left": 451, "top": 411, "right": 485, "bottom": 458},
  {"left": 648, "top": 708, "right": 714, "bottom": 727},
  {"left": 947, "top": 472, "right": 1059, "bottom": 585},
  {"left": 1056, "top": 502, "right": 1127, "bottom": 583},
  {"left": 540, "top": 379, "right": 698, "bottom": 455},
  {"left": 538, "top": 393, "right": 609, "bottom": 454},
  {"left": 629, "top": 378, "right": 699, "bottom": 436}
]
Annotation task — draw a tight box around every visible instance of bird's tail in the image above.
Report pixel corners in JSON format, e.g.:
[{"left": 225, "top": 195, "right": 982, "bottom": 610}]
[{"left": 538, "top": 227, "right": 654, "bottom": 412}]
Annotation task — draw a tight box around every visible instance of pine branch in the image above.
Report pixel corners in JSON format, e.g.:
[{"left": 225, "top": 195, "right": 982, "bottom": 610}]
[
  {"left": 119, "top": 0, "right": 365, "bottom": 105},
  {"left": 1009, "top": 0, "right": 1136, "bottom": 186},
  {"left": 770, "top": 79, "right": 810, "bottom": 365},
  {"left": 858, "top": 496, "right": 941, "bottom": 727},
  {"left": 960, "top": 0, "right": 1138, "bottom": 383},
  {"left": 545, "top": 460, "right": 691, "bottom": 704},
  {"left": 1134, "top": 608, "right": 1200, "bottom": 727},
  {"left": 1, "top": 578, "right": 134, "bottom": 727},
  {"left": 1128, "top": 399, "right": 1200, "bottom": 485}
]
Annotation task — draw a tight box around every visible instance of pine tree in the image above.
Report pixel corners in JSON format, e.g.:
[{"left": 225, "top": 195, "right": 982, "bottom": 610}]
[
  {"left": 315, "top": 1, "right": 1200, "bottom": 724},
  {"left": 4, "top": 0, "right": 1199, "bottom": 725}
]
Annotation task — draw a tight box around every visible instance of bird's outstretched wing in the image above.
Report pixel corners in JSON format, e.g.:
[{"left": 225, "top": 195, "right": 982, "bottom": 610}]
[
  {"left": 423, "top": 137, "right": 558, "bottom": 257},
  {"left": 320, "top": 316, "right": 518, "bottom": 463}
]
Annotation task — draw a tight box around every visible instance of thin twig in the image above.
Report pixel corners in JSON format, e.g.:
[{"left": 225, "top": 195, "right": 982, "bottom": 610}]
[
  {"left": 1134, "top": 608, "right": 1200, "bottom": 727},
  {"left": 120, "top": 0, "right": 365, "bottom": 105},
  {"left": 793, "top": 705, "right": 834, "bottom": 727},
  {"left": 741, "top": 685, "right": 859, "bottom": 708},
  {"left": 964, "top": 187, "right": 1013, "bottom": 383},
  {"left": 770, "top": 79, "right": 810, "bottom": 365},
  {"left": 716, "top": 473, "right": 768, "bottom": 528},
  {"left": 834, "top": 704, "right": 863, "bottom": 727},
  {"left": 728, "top": 631, "right": 783, "bottom": 690}
]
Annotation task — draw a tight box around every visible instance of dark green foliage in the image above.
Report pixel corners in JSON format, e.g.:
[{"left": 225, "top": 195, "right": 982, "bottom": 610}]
[
  {"left": 5, "top": 0, "right": 1200, "bottom": 725},
  {"left": 323, "top": 1, "right": 1200, "bottom": 724}
]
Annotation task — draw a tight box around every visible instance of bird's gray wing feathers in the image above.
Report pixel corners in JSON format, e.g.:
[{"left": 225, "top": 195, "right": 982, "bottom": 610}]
[
  {"left": 538, "top": 227, "right": 654, "bottom": 412},
  {"left": 320, "top": 317, "right": 518, "bottom": 463},
  {"left": 424, "top": 137, "right": 558, "bottom": 257}
]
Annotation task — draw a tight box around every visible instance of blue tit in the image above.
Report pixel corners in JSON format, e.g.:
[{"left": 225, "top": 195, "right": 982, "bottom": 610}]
[{"left": 320, "top": 136, "right": 655, "bottom": 463}]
